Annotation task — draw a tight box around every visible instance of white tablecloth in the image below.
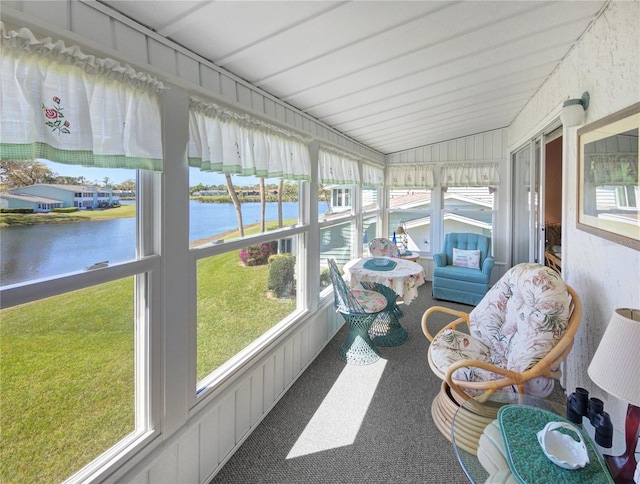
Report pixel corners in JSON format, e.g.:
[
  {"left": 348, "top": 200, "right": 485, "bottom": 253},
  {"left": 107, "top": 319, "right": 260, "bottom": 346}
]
[{"left": 343, "top": 257, "right": 427, "bottom": 305}]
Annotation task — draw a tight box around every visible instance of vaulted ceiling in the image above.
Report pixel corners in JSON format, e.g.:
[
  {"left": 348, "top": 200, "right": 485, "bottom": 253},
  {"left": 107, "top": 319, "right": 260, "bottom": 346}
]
[{"left": 101, "top": 1, "right": 607, "bottom": 155}]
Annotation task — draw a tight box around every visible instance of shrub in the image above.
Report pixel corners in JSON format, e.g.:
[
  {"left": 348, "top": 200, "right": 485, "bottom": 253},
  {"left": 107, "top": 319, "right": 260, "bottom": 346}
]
[
  {"left": 52, "top": 207, "right": 79, "bottom": 213},
  {"left": 0, "top": 208, "right": 34, "bottom": 213},
  {"left": 238, "top": 241, "right": 276, "bottom": 266},
  {"left": 319, "top": 268, "right": 331, "bottom": 290},
  {"left": 267, "top": 254, "right": 296, "bottom": 298}
]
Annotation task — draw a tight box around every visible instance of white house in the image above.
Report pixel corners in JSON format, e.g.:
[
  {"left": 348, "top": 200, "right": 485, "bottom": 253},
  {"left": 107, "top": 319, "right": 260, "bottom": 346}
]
[
  {"left": 9, "top": 184, "right": 119, "bottom": 209},
  {"left": 0, "top": 192, "right": 63, "bottom": 212}
]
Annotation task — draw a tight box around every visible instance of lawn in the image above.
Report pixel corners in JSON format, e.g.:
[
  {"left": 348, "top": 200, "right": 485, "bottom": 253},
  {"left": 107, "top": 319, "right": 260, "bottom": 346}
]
[
  {"left": 0, "top": 204, "right": 136, "bottom": 226},
  {"left": 0, "top": 225, "right": 297, "bottom": 483}
]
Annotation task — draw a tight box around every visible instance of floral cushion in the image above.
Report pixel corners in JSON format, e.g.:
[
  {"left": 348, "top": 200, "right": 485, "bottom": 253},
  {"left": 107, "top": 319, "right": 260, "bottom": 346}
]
[
  {"left": 430, "top": 263, "right": 572, "bottom": 397},
  {"left": 369, "top": 238, "right": 400, "bottom": 258},
  {"left": 351, "top": 289, "right": 387, "bottom": 313}
]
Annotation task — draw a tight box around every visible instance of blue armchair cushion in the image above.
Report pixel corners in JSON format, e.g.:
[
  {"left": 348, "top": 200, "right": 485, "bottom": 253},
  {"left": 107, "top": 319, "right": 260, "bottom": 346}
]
[{"left": 433, "top": 265, "right": 490, "bottom": 284}]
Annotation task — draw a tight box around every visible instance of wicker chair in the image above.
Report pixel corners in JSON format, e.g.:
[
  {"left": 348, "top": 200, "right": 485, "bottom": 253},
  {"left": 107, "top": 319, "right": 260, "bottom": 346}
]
[
  {"left": 327, "top": 259, "right": 388, "bottom": 365},
  {"left": 368, "top": 237, "right": 400, "bottom": 258},
  {"left": 421, "top": 263, "right": 582, "bottom": 445}
]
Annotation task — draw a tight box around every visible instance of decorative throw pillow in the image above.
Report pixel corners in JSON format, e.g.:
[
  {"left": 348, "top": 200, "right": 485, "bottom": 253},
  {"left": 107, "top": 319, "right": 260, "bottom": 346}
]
[{"left": 452, "top": 248, "right": 481, "bottom": 269}]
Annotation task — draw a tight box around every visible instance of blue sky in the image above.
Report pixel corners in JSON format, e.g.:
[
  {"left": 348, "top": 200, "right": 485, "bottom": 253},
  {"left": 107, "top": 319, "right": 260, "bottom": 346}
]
[{"left": 40, "top": 159, "right": 265, "bottom": 187}]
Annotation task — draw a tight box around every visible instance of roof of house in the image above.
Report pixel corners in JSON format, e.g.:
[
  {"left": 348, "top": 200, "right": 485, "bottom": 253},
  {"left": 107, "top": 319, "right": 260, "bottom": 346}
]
[{"left": 0, "top": 193, "right": 62, "bottom": 204}]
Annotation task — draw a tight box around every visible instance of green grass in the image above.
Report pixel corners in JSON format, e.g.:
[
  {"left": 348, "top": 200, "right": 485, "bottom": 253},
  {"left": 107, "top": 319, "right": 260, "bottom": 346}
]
[
  {"left": 0, "top": 204, "right": 135, "bottom": 226},
  {"left": 196, "top": 252, "right": 295, "bottom": 380},
  {"left": 0, "top": 220, "right": 298, "bottom": 483}
]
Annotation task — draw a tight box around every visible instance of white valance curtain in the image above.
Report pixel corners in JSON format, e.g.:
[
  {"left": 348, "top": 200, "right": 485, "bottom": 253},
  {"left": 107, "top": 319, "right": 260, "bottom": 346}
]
[
  {"left": 0, "top": 23, "right": 164, "bottom": 170},
  {"left": 362, "top": 163, "right": 384, "bottom": 187},
  {"left": 318, "top": 145, "right": 361, "bottom": 185},
  {"left": 188, "top": 98, "right": 311, "bottom": 180},
  {"left": 440, "top": 163, "right": 500, "bottom": 187},
  {"left": 386, "top": 164, "right": 435, "bottom": 188}
]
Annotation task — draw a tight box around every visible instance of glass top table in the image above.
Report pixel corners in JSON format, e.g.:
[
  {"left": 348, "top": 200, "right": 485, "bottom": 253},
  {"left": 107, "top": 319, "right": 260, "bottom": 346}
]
[{"left": 451, "top": 393, "right": 568, "bottom": 483}]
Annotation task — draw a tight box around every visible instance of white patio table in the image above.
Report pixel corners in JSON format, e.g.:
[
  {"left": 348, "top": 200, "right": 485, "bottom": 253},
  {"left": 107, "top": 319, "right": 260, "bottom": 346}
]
[{"left": 343, "top": 256, "right": 426, "bottom": 306}]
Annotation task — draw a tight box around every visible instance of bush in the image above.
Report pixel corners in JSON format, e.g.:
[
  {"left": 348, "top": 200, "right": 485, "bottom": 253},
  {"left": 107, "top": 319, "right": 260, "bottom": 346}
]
[
  {"left": 52, "top": 207, "right": 79, "bottom": 213},
  {"left": 0, "top": 208, "right": 34, "bottom": 213},
  {"left": 238, "top": 241, "right": 277, "bottom": 266},
  {"left": 320, "top": 268, "right": 331, "bottom": 290},
  {"left": 267, "top": 254, "right": 296, "bottom": 298}
]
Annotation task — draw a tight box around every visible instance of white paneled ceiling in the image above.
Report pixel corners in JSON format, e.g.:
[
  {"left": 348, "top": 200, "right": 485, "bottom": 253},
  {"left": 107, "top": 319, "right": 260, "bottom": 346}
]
[{"left": 101, "top": 0, "right": 607, "bottom": 154}]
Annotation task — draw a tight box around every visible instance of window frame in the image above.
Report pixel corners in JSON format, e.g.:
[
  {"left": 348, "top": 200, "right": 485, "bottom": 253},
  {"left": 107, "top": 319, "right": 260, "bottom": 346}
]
[{"left": 0, "top": 169, "right": 162, "bottom": 483}]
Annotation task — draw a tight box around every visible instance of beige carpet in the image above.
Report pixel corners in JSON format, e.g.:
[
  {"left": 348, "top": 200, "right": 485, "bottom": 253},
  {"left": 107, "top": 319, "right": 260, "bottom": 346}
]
[{"left": 209, "top": 282, "right": 481, "bottom": 483}]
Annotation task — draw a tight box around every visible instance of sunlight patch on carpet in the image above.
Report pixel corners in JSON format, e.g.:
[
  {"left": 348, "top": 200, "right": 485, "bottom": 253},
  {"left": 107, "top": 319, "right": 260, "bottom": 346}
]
[{"left": 286, "top": 359, "right": 387, "bottom": 458}]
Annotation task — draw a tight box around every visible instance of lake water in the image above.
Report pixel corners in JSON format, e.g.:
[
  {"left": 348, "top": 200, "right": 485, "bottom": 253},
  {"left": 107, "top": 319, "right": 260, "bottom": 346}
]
[{"left": 1, "top": 201, "right": 316, "bottom": 286}]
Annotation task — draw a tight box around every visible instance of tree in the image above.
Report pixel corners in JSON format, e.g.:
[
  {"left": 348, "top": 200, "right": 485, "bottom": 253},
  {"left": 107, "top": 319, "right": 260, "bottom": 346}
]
[
  {"left": 53, "top": 175, "right": 83, "bottom": 185},
  {"left": 259, "top": 177, "right": 266, "bottom": 233},
  {"left": 319, "top": 184, "right": 332, "bottom": 214},
  {"left": 225, "top": 174, "right": 244, "bottom": 237},
  {"left": 102, "top": 177, "right": 111, "bottom": 188},
  {"left": 0, "top": 160, "right": 56, "bottom": 192},
  {"left": 277, "top": 178, "right": 284, "bottom": 228},
  {"left": 116, "top": 179, "right": 136, "bottom": 192}
]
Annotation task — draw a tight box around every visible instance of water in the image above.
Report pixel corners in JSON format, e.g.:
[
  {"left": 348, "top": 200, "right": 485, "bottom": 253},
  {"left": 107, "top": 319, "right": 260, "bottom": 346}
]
[{"left": 1, "top": 201, "right": 315, "bottom": 286}]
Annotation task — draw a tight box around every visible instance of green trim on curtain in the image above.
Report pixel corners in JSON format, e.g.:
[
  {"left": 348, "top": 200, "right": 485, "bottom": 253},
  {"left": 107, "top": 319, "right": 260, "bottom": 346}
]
[{"left": 1, "top": 142, "right": 163, "bottom": 171}]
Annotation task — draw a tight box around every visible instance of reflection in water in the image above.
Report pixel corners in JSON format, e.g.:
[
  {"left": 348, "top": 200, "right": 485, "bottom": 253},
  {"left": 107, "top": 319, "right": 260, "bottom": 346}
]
[{"left": 1, "top": 219, "right": 136, "bottom": 286}]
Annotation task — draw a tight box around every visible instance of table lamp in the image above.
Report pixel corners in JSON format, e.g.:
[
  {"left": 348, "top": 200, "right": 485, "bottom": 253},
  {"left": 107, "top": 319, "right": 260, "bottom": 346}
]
[
  {"left": 588, "top": 308, "right": 640, "bottom": 483},
  {"left": 395, "top": 222, "right": 407, "bottom": 252}
]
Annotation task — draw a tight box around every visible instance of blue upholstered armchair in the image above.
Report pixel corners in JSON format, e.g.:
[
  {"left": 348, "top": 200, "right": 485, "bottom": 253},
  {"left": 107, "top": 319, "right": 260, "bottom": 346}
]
[{"left": 432, "top": 233, "right": 494, "bottom": 306}]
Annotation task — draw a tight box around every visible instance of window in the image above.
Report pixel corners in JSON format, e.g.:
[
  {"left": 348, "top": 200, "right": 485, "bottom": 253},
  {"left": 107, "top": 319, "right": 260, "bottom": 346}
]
[
  {"left": 331, "top": 187, "right": 352, "bottom": 209},
  {"left": 388, "top": 189, "right": 432, "bottom": 252},
  {"left": 190, "top": 170, "right": 304, "bottom": 390},
  {"left": 442, "top": 186, "right": 495, "bottom": 242},
  {"left": 440, "top": 163, "right": 500, "bottom": 251},
  {"left": 0, "top": 24, "right": 162, "bottom": 482},
  {"left": 187, "top": 98, "right": 312, "bottom": 391}
]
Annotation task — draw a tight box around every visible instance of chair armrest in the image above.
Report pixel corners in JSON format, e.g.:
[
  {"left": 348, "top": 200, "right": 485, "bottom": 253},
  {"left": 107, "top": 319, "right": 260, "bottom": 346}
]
[
  {"left": 481, "top": 256, "right": 495, "bottom": 276},
  {"left": 421, "top": 305, "right": 470, "bottom": 341},
  {"left": 433, "top": 252, "right": 447, "bottom": 267},
  {"left": 444, "top": 359, "right": 525, "bottom": 403}
]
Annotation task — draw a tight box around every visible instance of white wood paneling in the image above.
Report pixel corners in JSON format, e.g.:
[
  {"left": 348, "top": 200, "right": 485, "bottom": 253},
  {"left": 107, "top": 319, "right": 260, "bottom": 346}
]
[
  {"left": 218, "top": 393, "right": 235, "bottom": 457},
  {"left": 113, "top": 22, "right": 148, "bottom": 64},
  {"left": 177, "top": 426, "right": 200, "bottom": 484},
  {"left": 387, "top": 129, "right": 506, "bottom": 164},
  {"left": 72, "top": 1, "right": 111, "bottom": 47},
  {"left": 234, "top": 380, "right": 252, "bottom": 445},
  {"left": 198, "top": 408, "right": 220, "bottom": 482}
]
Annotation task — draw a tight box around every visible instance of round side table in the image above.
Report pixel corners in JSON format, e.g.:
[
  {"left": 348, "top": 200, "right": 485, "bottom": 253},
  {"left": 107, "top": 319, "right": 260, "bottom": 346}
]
[{"left": 400, "top": 251, "right": 420, "bottom": 262}]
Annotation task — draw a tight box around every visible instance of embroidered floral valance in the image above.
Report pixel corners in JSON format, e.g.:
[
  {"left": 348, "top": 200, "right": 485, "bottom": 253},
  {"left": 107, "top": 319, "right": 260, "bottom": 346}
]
[
  {"left": 319, "top": 145, "right": 361, "bottom": 185},
  {"left": 0, "top": 23, "right": 164, "bottom": 170},
  {"left": 440, "top": 163, "right": 500, "bottom": 187},
  {"left": 386, "top": 164, "right": 435, "bottom": 188},
  {"left": 362, "top": 163, "right": 384, "bottom": 187},
  {"left": 188, "top": 98, "right": 311, "bottom": 180}
]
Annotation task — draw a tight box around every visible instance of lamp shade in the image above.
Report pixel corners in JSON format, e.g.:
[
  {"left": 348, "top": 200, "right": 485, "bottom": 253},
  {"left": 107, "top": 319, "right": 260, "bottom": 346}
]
[
  {"left": 588, "top": 308, "right": 640, "bottom": 406},
  {"left": 561, "top": 100, "right": 586, "bottom": 127}
]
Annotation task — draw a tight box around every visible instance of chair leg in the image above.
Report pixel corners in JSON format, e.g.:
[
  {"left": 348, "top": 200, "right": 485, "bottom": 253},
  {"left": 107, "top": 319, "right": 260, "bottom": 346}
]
[
  {"left": 338, "top": 313, "right": 380, "bottom": 365},
  {"left": 369, "top": 308, "right": 408, "bottom": 347}
]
